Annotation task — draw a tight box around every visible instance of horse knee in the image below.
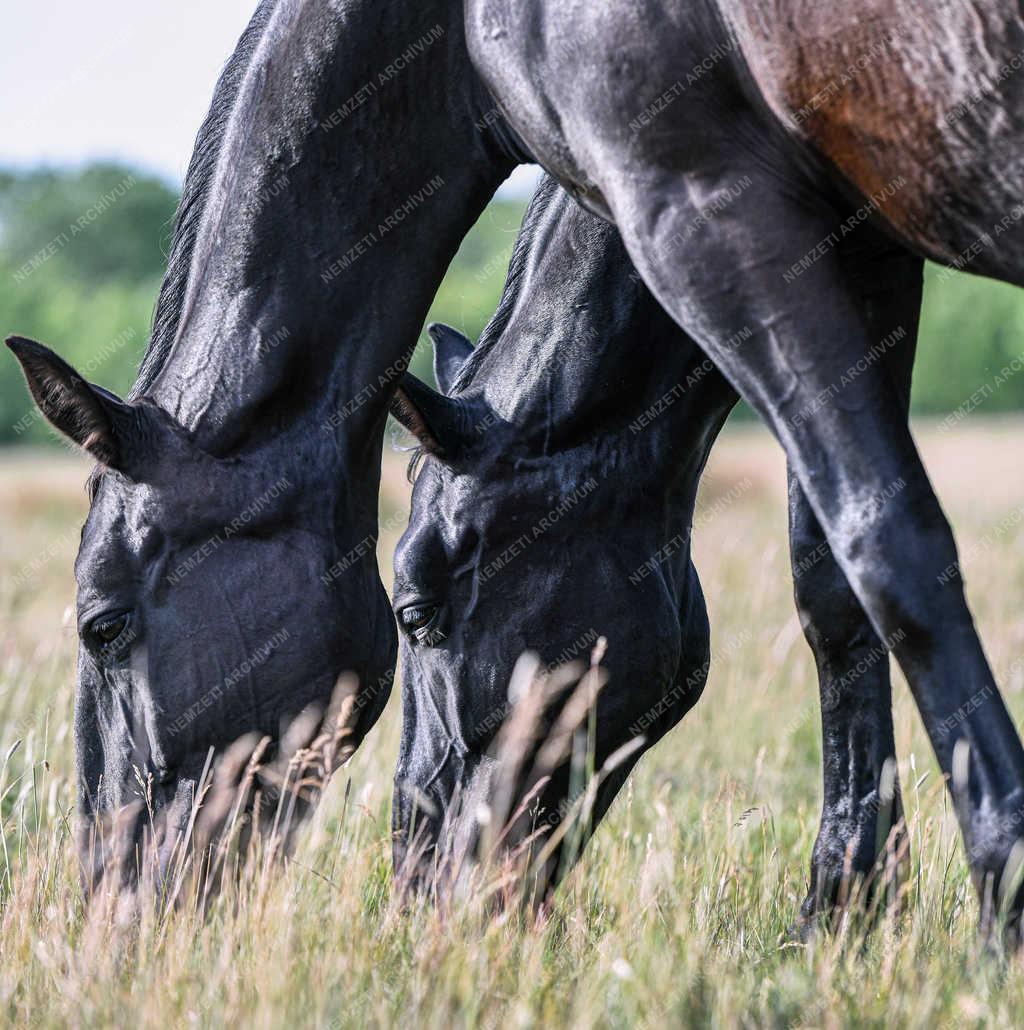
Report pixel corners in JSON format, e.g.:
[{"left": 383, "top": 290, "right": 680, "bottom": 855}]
[{"left": 809, "top": 476, "right": 963, "bottom": 654}]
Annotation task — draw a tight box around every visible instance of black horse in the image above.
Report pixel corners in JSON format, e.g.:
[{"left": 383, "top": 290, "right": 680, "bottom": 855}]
[
  {"left": 391, "top": 174, "right": 905, "bottom": 920},
  {"left": 466, "top": 0, "right": 1024, "bottom": 929},
  {"left": 6, "top": 0, "right": 523, "bottom": 888},
  {"left": 6, "top": 0, "right": 1024, "bottom": 929}
]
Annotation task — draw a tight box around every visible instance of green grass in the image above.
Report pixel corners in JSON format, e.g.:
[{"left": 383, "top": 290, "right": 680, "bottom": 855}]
[{"left": 4, "top": 421, "right": 1024, "bottom": 1028}]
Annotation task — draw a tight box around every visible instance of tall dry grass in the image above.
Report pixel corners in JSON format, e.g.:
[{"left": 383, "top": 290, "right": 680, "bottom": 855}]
[{"left": 4, "top": 421, "right": 1024, "bottom": 1027}]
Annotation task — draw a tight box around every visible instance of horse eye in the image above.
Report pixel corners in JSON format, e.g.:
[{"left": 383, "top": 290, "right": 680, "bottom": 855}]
[
  {"left": 91, "top": 613, "right": 130, "bottom": 648},
  {"left": 401, "top": 605, "right": 437, "bottom": 632},
  {"left": 399, "top": 604, "right": 445, "bottom": 645}
]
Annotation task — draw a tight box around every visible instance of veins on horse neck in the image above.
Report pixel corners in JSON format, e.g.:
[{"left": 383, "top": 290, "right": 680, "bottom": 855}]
[{"left": 145, "top": 0, "right": 512, "bottom": 458}]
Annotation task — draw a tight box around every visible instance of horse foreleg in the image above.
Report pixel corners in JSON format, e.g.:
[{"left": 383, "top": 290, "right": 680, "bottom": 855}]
[
  {"left": 608, "top": 159, "right": 1024, "bottom": 937},
  {"left": 788, "top": 244, "right": 921, "bottom": 930}
]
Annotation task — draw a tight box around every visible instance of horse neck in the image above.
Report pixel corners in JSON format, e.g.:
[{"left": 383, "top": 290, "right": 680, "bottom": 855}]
[
  {"left": 144, "top": 0, "right": 513, "bottom": 493},
  {"left": 463, "top": 179, "right": 734, "bottom": 501}
]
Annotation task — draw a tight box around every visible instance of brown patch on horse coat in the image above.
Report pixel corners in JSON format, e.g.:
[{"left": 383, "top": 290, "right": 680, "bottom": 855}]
[{"left": 722, "top": 0, "right": 1018, "bottom": 262}]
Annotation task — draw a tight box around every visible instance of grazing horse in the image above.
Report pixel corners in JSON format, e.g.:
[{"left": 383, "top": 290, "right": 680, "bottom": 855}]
[
  {"left": 5, "top": 0, "right": 523, "bottom": 888},
  {"left": 5, "top": 0, "right": 1021, "bottom": 931},
  {"left": 465, "top": 0, "right": 1024, "bottom": 929},
  {"left": 391, "top": 174, "right": 908, "bottom": 919}
]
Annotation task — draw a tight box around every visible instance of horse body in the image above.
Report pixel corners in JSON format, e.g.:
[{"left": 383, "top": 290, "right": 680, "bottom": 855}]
[
  {"left": 724, "top": 0, "right": 1024, "bottom": 271},
  {"left": 469, "top": 0, "right": 1024, "bottom": 275},
  {"left": 466, "top": 0, "right": 1024, "bottom": 922}
]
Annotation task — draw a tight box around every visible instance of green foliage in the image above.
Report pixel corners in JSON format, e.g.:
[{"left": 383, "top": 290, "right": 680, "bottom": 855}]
[
  {"left": 916, "top": 263, "right": 1024, "bottom": 414},
  {"left": 0, "top": 164, "right": 176, "bottom": 445},
  {"left": 0, "top": 163, "right": 177, "bottom": 288},
  {"left": 414, "top": 200, "right": 525, "bottom": 385},
  {"left": 4, "top": 161, "right": 1024, "bottom": 445}
]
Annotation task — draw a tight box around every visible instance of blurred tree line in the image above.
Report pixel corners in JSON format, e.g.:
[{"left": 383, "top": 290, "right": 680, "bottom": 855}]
[{"left": 2, "top": 162, "right": 1024, "bottom": 445}]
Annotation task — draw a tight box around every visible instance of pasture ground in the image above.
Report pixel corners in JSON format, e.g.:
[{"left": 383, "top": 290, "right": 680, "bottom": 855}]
[{"left": 3, "top": 419, "right": 1024, "bottom": 1028}]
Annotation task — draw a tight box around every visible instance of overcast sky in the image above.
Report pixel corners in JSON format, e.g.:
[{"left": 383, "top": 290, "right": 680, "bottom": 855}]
[{"left": 1, "top": 1, "right": 538, "bottom": 194}]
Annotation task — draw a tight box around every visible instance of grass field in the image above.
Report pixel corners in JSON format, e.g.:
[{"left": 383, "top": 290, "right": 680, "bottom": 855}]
[{"left": 4, "top": 419, "right": 1024, "bottom": 1028}]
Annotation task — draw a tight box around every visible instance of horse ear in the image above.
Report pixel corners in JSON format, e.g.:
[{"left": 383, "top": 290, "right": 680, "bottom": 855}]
[
  {"left": 6, "top": 335, "right": 147, "bottom": 474},
  {"left": 390, "top": 374, "right": 479, "bottom": 460},
  {"left": 428, "top": 322, "right": 474, "bottom": 395}
]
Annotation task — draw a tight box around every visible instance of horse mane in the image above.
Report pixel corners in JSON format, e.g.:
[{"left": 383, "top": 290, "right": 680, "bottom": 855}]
[
  {"left": 403, "top": 174, "right": 564, "bottom": 482},
  {"left": 450, "top": 173, "right": 563, "bottom": 389},
  {"left": 129, "top": 0, "right": 279, "bottom": 399},
  {"left": 80, "top": 3, "right": 279, "bottom": 501}
]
